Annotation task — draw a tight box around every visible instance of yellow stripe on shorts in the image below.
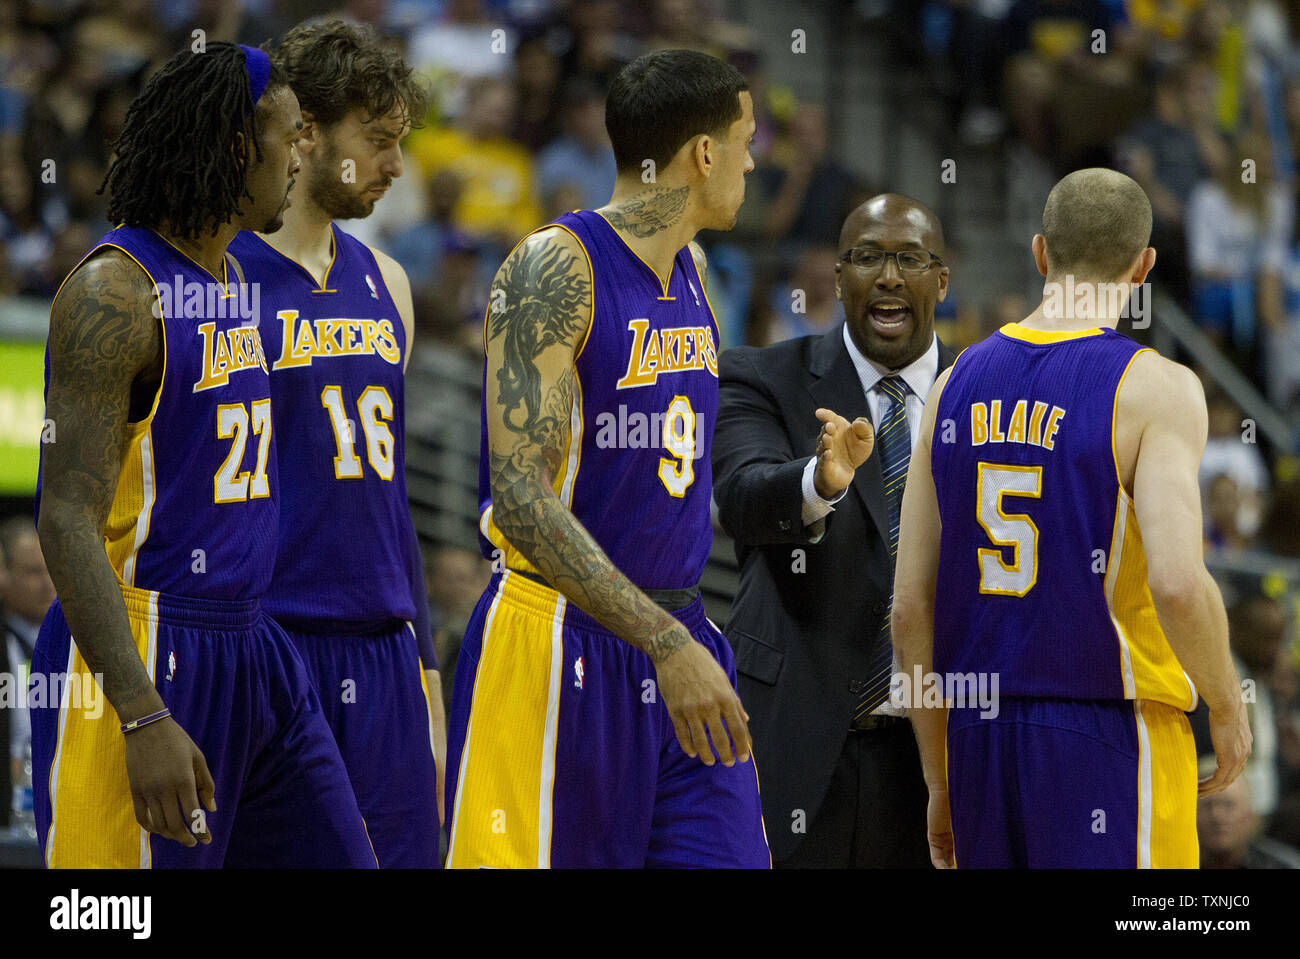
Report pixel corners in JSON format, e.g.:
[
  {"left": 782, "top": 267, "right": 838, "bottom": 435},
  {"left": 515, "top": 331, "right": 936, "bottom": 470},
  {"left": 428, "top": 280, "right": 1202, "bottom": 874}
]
[
  {"left": 1134, "top": 699, "right": 1198, "bottom": 868},
  {"left": 46, "top": 586, "right": 159, "bottom": 868},
  {"left": 446, "top": 572, "right": 565, "bottom": 869}
]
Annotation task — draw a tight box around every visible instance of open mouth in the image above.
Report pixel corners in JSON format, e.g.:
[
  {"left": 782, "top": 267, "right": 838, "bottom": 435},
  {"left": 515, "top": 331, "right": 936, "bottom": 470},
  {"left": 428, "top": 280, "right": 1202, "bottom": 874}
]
[{"left": 869, "top": 302, "right": 911, "bottom": 336}]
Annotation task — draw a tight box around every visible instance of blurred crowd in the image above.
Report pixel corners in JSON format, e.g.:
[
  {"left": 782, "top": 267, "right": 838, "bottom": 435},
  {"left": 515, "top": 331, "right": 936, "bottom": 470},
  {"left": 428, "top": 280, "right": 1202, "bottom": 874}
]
[
  {"left": 0, "top": 0, "right": 1298, "bottom": 864},
  {"left": 0, "top": 0, "right": 885, "bottom": 351},
  {"left": 906, "top": 1, "right": 1300, "bottom": 405},
  {"left": 904, "top": 0, "right": 1300, "bottom": 862}
]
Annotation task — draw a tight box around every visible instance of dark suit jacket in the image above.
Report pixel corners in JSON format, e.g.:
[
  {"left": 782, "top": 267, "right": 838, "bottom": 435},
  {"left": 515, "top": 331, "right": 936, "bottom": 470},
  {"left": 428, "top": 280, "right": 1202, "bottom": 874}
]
[{"left": 712, "top": 324, "right": 956, "bottom": 862}]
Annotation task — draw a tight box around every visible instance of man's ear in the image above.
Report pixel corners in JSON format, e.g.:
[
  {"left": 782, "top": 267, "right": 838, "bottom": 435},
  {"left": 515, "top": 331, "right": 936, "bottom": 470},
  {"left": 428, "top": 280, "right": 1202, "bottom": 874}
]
[
  {"left": 936, "top": 265, "right": 949, "bottom": 303},
  {"left": 691, "top": 133, "right": 713, "bottom": 179},
  {"left": 1031, "top": 234, "right": 1049, "bottom": 277},
  {"left": 834, "top": 261, "right": 843, "bottom": 300},
  {"left": 232, "top": 130, "right": 248, "bottom": 165},
  {"left": 1129, "top": 246, "right": 1156, "bottom": 286},
  {"left": 297, "top": 113, "right": 320, "bottom": 155}
]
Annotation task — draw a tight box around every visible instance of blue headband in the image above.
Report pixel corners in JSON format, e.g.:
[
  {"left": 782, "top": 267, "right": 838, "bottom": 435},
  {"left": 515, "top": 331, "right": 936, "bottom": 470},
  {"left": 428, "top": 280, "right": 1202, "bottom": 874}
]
[{"left": 239, "top": 44, "right": 271, "bottom": 105}]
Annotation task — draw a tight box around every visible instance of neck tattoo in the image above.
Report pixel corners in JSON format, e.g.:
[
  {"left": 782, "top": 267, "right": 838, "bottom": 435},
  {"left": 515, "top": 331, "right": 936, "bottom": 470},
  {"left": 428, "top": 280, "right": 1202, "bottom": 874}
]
[{"left": 602, "top": 186, "right": 689, "bottom": 238}]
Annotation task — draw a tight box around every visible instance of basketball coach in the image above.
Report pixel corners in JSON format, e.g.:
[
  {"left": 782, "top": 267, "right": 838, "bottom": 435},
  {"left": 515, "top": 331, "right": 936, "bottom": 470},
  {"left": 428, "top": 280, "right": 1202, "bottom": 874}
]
[{"left": 713, "top": 194, "right": 957, "bottom": 867}]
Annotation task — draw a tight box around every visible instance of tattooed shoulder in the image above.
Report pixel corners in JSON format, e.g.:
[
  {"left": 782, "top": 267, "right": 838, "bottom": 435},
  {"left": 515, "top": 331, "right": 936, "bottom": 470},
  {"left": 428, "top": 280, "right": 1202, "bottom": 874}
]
[
  {"left": 487, "top": 228, "right": 592, "bottom": 443},
  {"left": 50, "top": 248, "right": 162, "bottom": 386}
]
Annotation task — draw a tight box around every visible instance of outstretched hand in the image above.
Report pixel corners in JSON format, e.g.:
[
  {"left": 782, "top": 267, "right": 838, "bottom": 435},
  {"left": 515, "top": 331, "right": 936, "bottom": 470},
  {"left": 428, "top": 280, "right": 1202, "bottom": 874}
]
[{"left": 813, "top": 408, "right": 875, "bottom": 500}]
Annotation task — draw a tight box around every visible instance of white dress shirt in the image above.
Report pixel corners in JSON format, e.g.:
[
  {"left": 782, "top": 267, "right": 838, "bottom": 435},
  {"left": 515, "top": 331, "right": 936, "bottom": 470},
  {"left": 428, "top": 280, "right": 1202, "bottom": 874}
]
[{"left": 797, "top": 328, "right": 940, "bottom": 717}]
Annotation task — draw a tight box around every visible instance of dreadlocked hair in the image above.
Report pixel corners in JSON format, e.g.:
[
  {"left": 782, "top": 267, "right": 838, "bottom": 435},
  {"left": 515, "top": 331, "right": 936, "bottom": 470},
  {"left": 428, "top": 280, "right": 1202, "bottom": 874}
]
[
  {"left": 272, "top": 19, "right": 427, "bottom": 130},
  {"left": 100, "top": 42, "right": 288, "bottom": 240}
]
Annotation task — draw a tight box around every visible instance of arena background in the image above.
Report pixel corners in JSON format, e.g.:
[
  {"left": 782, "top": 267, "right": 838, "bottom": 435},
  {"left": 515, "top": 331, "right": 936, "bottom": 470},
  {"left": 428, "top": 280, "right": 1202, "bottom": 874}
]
[{"left": 0, "top": 0, "right": 1297, "bottom": 869}]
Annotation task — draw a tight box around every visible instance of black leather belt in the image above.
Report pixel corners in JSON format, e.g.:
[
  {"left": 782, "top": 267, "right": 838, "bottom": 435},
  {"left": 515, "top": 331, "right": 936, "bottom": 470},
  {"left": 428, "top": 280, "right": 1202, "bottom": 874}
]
[
  {"left": 850, "top": 713, "right": 910, "bottom": 733},
  {"left": 508, "top": 568, "right": 700, "bottom": 613}
]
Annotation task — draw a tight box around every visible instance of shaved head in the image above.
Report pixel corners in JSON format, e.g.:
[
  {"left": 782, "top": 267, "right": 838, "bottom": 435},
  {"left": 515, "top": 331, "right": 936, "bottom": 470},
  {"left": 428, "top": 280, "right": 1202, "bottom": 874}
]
[
  {"left": 840, "top": 193, "right": 945, "bottom": 254},
  {"left": 836, "top": 192, "right": 948, "bottom": 369},
  {"left": 1041, "top": 168, "right": 1151, "bottom": 281}
]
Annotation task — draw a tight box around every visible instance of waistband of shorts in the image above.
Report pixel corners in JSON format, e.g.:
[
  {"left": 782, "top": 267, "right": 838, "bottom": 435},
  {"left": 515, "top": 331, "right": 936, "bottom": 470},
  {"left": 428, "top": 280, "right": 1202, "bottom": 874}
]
[
  {"left": 493, "top": 569, "right": 709, "bottom": 635},
  {"left": 273, "top": 615, "right": 411, "bottom": 640},
  {"left": 117, "top": 581, "right": 262, "bottom": 630}
]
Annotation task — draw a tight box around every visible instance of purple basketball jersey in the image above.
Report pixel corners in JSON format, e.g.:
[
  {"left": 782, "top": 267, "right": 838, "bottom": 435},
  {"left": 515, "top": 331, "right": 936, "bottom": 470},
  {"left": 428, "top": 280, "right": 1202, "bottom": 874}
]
[
  {"left": 227, "top": 226, "right": 417, "bottom": 630},
  {"left": 478, "top": 210, "right": 720, "bottom": 590},
  {"left": 930, "top": 324, "right": 1196, "bottom": 709},
  {"left": 36, "top": 226, "right": 279, "bottom": 600}
]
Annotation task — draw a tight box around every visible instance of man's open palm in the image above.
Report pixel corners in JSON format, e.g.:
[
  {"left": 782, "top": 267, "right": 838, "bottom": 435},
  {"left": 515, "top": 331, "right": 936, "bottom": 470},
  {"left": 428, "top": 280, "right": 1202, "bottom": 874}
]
[{"left": 813, "top": 408, "right": 874, "bottom": 499}]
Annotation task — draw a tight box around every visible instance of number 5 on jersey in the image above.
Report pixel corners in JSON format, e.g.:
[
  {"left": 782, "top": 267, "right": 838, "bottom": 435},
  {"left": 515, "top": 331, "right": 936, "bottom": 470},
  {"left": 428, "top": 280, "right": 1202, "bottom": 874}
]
[{"left": 976, "top": 462, "right": 1042, "bottom": 596}]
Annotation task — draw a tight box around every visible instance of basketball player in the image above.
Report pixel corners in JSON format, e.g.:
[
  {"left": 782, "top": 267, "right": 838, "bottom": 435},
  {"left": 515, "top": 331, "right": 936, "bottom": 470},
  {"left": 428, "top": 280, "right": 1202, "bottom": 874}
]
[
  {"left": 892, "top": 168, "right": 1252, "bottom": 868},
  {"left": 227, "top": 20, "right": 442, "bottom": 867},
  {"left": 32, "top": 43, "right": 376, "bottom": 867},
  {"left": 445, "top": 49, "right": 771, "bottom": 867}
]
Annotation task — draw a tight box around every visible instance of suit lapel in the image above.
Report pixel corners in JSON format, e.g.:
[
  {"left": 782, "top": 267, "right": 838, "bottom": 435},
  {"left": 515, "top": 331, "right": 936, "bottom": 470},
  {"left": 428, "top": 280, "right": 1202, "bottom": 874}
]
[
  {"left": 808, "top": 326, "right": 890, "bottom": 549},
  {"left": 806, "top": 328, "right": 960, "bottom": 551}
]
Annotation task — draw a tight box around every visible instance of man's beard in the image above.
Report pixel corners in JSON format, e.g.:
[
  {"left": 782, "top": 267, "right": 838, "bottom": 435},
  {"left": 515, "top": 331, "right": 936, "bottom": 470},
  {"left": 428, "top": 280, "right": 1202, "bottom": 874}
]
[{"left": 310, "top": 151, "right": 381, "bottom": 221}]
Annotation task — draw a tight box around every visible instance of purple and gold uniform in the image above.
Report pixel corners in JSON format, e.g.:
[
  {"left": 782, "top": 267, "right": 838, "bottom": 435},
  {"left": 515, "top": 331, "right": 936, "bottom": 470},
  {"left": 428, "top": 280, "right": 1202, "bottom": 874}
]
[
  {"left": 226, "top": 225, "right": 440, "bottom": 868},
  {"left": 30, "top": 227, "right": 376, "bottom": 868},
  {"left": 446, "top": 210, "right": 770, "bottom": 867},
  {"left": 930, "top": 323, "right": 1199, "bottom": 868}
]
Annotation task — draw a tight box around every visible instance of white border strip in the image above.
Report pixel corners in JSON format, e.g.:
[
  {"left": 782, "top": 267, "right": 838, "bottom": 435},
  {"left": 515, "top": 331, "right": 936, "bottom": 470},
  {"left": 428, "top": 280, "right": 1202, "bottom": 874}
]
[
  {"left": 1134, "top": 699, "right": 1153, "bottom": 868},
  {"left": 139, "top": 591, "right": 159, "bottom": 868},
  {"left": 122, "top": 431, "right": 155, "bottom": 587},
  {"left": 557, "top": 390, "right": 583, "bottom": 507},
  {"left": 43, "top": 633, "right": 78, "bottom": 867},
  {"left": 537, "top": 593, "right": 566, "bottom": 867},
  {"left": 1103, "top": 490, "right": 1137, "bottom": 698}
]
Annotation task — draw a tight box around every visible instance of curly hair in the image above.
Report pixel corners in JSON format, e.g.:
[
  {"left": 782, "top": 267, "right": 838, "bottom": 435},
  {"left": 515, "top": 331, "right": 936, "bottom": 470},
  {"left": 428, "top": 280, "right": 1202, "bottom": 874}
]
[
  {"left": 100, "top": 43, "right": 288, "bottom": 239},
  {"left": 272, "top": 19, "right": 426, "bottom": 130}
]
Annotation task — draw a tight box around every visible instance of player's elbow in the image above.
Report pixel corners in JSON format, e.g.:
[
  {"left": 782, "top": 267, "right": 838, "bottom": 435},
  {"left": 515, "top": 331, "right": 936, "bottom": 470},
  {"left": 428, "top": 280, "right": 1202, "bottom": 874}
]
[
  {"left": 36, "top": 501, "right": 94, "bottom": 585},
  {"left": 1146, "top": 564, "right": 1206, "bottom": 618},
  {"left": 488, "top": 475, "right": 549, "bottom": 543}
]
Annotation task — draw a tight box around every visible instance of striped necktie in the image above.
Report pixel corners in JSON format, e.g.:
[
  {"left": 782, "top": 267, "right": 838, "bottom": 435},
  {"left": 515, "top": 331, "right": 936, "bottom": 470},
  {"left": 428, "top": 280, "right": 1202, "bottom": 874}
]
[{"left": 854, "top": 375, "right": 910, "bottom": 722}]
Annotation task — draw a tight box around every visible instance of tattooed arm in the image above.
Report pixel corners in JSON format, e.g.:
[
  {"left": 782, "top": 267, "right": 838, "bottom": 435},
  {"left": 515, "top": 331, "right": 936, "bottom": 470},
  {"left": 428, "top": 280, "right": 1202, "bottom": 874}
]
[
  {"left": 41, "top": 251, "right": 162, "bottom": 713},
  {"left": 486, "top": 227, "right": 751, "bottom": 765},
  {"left": 39, "top": 249, "right": 215, "bottom": 847}
]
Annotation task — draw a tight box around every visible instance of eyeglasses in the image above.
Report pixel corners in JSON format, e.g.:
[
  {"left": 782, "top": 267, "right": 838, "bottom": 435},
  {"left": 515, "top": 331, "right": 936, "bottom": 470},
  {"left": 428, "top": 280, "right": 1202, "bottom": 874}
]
[{"left": 839, "top": 248, "right": 944, "bottom": 272}]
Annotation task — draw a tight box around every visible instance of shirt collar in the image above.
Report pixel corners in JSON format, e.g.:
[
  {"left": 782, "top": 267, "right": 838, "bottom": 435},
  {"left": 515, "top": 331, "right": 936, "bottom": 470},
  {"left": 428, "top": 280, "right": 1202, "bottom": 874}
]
[{"left": 841, "top": 323, "right": 939, "bottom": 400}]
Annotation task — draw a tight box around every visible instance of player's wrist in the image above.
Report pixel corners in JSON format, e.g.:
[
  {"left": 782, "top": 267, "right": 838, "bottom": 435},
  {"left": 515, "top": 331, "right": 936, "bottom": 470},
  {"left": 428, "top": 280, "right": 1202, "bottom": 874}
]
[
  {"left": 115, "top": 687, "right": 168, "bottom": 724},
  {"left": 1205, "top": 693, "right": 1246, "bottom": 718},
  {"left": 640, "top": 617, "right": 692, "bottom": 665}
]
